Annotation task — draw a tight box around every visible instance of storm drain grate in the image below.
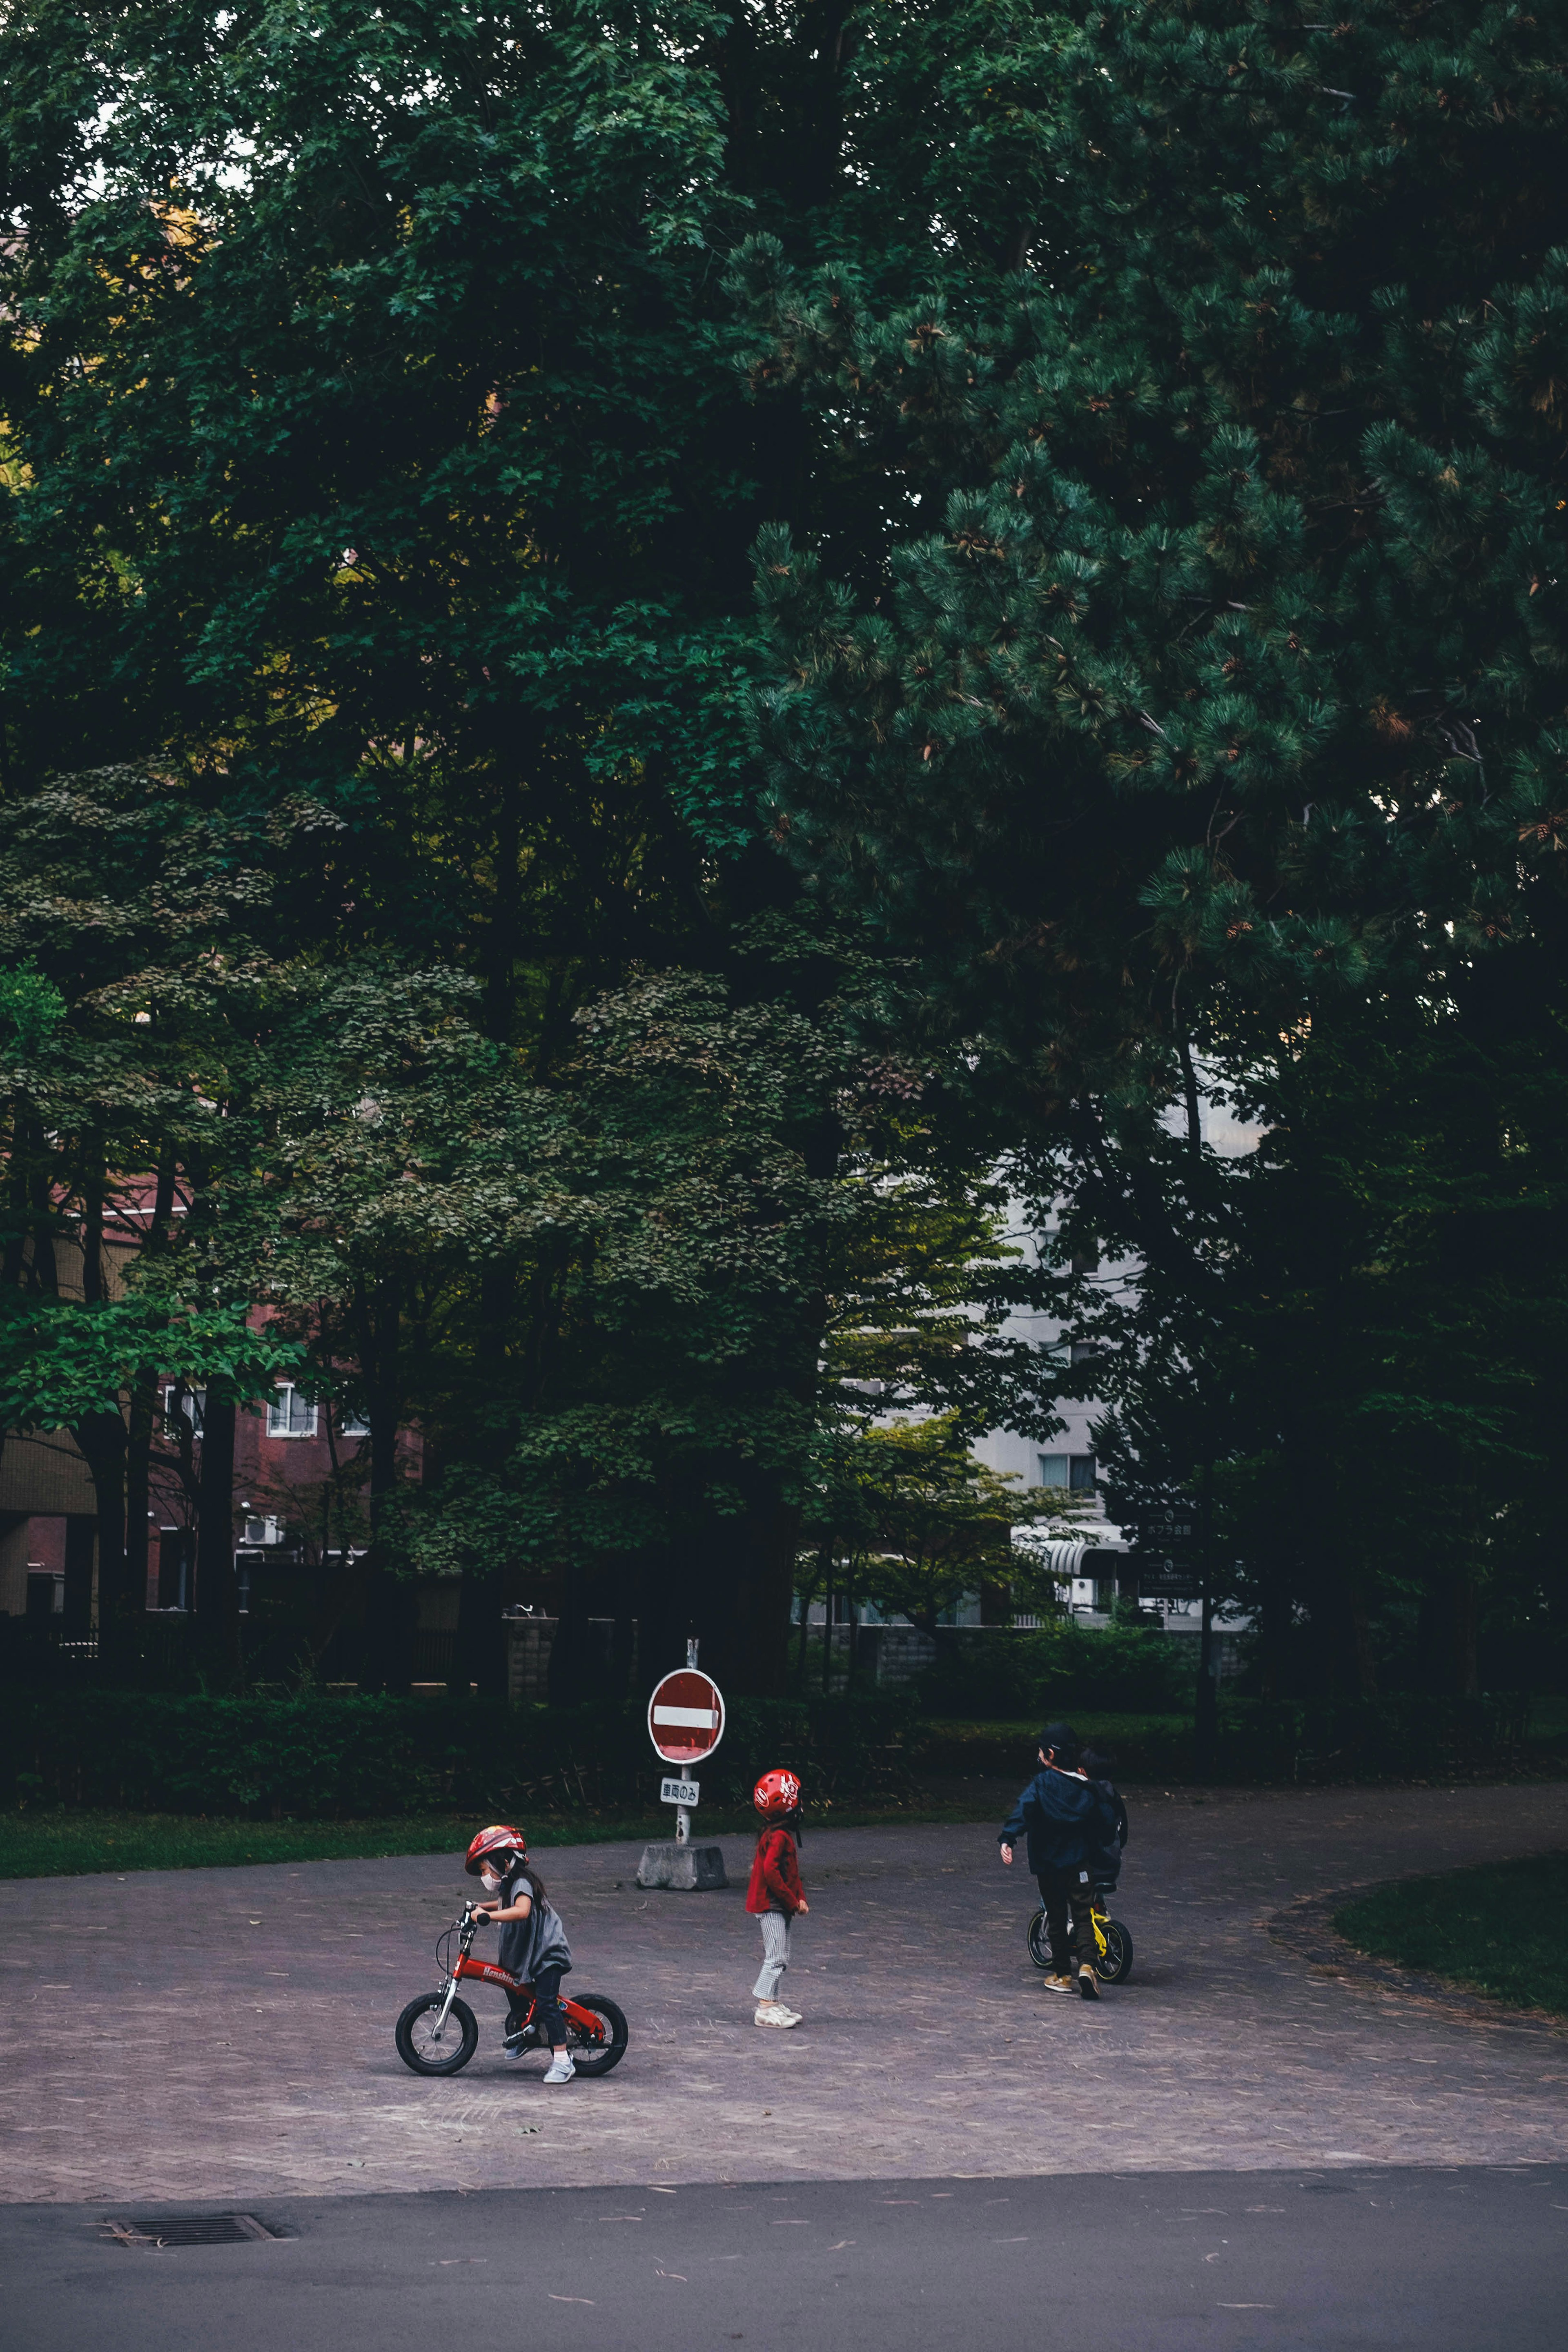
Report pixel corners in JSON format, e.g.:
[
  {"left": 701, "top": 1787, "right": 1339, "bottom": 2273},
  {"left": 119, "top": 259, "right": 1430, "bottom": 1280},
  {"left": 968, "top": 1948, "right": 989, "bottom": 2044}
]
[{"left": 102, "top": 2214, "right": 281, "bottom": 2248}]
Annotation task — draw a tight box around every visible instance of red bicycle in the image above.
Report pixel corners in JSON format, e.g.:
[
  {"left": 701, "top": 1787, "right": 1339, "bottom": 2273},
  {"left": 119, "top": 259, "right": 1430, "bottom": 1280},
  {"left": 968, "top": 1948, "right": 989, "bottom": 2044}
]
[{"left": 394, "top": 1903, "right": 629, "bottom": 2078}]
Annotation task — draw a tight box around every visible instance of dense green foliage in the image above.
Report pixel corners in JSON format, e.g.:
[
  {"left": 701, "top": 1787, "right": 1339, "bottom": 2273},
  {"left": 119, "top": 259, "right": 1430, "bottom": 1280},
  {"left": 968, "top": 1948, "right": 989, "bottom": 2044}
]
[
  {"left": 742, "top": 0, "right": 1568, "bottom": 1700},
  {"left": 0, "top": 0, "right": 1068, "bottom": 1693},
  {"left": 2, "top": 0, "right": 1567, "bottom": 1712},
  {"left": 1336, "top": 1852, "right": 1568, "bottom": 2016}
]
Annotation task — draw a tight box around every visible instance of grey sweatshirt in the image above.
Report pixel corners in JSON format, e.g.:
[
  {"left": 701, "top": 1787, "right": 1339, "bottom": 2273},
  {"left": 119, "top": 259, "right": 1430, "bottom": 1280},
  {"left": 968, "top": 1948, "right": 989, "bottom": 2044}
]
[{"left": 496, "top": 1865, "right": 573, "bottom": 1983}]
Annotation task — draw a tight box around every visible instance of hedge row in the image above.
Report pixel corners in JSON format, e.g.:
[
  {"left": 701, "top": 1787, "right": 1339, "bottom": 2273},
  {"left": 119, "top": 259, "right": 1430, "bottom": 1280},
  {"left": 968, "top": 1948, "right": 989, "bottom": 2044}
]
[
  {"left": 913, "top": 1621, "right": 1199, "bottom": 1719},
  {"left": 920, "top": 1695, "right": 1544, "bottom": 1786},
  {"left": 0, "top": 1691, "right": 923, "bottom": 1820},
  {"left": 3, "top": 1687, "right": 1550, "bottom": 1822}
]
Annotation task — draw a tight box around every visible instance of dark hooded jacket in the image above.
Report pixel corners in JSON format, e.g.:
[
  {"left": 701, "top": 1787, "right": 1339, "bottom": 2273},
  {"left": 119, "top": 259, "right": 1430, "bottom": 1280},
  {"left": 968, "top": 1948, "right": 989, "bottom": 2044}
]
[{"left": 998, "top": 1767, "right": 1116, "bottom": 1876}]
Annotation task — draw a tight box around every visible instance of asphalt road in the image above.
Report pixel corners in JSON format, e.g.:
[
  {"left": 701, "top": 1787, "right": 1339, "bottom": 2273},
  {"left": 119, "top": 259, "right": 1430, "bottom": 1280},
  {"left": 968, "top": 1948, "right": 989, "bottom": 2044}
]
[{"left": 4, "top": 2167, "right": 1565, "bottom": 2352}]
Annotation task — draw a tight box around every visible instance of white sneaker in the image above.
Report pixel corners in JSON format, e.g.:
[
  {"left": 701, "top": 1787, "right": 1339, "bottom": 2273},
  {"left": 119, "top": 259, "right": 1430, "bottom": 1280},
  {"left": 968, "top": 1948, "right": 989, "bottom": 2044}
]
[
  {"left": 754, "top": 2002, "right": 800, "bottom": 2029},
  {"left": 542, "top": 2054, "right": 576, "bottom": 2083}
]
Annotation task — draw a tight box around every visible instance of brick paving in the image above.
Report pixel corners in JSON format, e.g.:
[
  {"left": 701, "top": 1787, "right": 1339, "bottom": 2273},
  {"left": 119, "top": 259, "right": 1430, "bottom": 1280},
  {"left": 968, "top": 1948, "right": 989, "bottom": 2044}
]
[{"left": 2, "top": 1782, "right": 1565, "bottom": 2203}]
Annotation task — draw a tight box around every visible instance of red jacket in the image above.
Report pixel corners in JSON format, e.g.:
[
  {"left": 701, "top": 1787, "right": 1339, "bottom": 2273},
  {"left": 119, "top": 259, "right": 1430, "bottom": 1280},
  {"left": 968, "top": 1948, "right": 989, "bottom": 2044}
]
[{"left": 746, "top": 1826, "right": 804, "bottom": 1915}]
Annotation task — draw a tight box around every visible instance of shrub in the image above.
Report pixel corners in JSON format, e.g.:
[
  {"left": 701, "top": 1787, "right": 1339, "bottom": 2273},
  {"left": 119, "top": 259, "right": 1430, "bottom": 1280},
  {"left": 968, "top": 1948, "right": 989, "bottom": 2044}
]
[
  {"left": 914, "top": 1622, "right": 1198, "bottom": 1721},
  {"left": 0, "top": 1689, "right": 922, "bottom": 1820}
]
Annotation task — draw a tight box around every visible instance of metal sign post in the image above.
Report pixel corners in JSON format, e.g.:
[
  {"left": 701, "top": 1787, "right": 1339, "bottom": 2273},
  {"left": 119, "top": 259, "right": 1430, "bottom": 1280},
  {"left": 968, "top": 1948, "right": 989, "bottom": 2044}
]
[
  {"left": 679, "top": 1638, "right": 699, "bottom": 1842},
  {"left": 639, "top": 1643, "right": 728, "bottom": 1891}
]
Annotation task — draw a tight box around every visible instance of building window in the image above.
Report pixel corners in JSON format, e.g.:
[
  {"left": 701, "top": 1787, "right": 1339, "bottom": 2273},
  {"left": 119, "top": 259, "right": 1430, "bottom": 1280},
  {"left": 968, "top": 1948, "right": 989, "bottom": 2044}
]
[
  {"left": 266, "top": 1383, "right": 318, "bottom": 1439},
  {"left": 162, "top": 1384, "right": 205, "bottom": 1434},
  {"left": 339, "top": 1406, "right": 370, "bottom": 1437},
  {"left": 1039, "top": 1453, "right": 1097, "bottom": 1492}
]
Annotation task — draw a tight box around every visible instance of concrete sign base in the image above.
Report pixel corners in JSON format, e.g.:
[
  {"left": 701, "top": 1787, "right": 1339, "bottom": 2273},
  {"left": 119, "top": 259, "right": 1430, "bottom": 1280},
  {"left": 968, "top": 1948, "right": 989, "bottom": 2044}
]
[{"left": 636, "top": 1841, "right": 728, "bottom": 1891}]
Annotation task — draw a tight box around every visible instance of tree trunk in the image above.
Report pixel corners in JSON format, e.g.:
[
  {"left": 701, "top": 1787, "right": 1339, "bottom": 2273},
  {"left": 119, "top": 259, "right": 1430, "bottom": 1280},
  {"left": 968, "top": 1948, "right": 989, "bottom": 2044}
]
[
  {"left": 729, "top": 1491, "right": 803, "bottom": 1697},
  {"left": 361, "top": 1564, "right": 417, "bottom": 1695},
  {"left": 608, "top": 1556, "right": 639, "bottom": 1702},
  {"left": 122, "top": 1148, "right": 178, "bottom": 1618},
  {"left": 196, "top": 1391, "right": 241, "bottom": 1684},
  {"left": 451, "top": 1568, "right": 506, "bottom": 1700},
  {"left": 62, "top": 1514, "right": 96, "bottom": 1641},
  {"left": 636, "top": 1543, "right": 686, "bottom": 1691},
  {"left": 1256, "top": 1570, "right": 1289, "bottom": 1704},
  {"left": 123, "top": 1365, "right": 158, "bottom": 1613},
  {"left": 1346, "top": 1577, "right": 1379, "bottom": 1702},
  {"left": 354, "top": 1277, "right": 415, "bottom": 1695},
  {"left": 546, "top": 1568, "right": 597, "bottom": 1707},
  {"left": 76, "top": 1412, "right": 129, "bottom": 1675}
]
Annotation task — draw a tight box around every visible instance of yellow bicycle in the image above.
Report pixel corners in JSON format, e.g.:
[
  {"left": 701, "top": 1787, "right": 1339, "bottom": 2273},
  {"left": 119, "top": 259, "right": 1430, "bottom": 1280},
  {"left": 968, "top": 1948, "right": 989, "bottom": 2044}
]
[{"left": 1027, "top": 1895, "right": 1134, "bottom": 1984}]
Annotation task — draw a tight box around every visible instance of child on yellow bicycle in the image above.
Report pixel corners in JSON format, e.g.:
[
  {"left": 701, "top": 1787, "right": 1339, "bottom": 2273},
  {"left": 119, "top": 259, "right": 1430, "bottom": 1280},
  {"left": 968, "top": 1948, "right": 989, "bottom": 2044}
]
[{"left": 998, "top": 1723, "right": 1117, "bottom": 2000}]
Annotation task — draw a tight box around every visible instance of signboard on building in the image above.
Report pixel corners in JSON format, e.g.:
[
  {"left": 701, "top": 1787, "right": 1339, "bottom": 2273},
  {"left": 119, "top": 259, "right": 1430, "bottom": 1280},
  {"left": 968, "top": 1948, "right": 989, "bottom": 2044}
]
[
  {"left": 1123, "top": 1503, "right": 1202, "bottom": 1601},
  {"left": 1135, "top": 1554, "right": 1204, "bottom": 1601}
]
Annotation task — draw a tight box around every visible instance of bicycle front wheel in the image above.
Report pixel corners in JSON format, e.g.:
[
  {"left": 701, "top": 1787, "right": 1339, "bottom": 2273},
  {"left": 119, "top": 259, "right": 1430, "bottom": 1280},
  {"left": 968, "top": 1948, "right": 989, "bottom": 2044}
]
[
  {"left": 395, "top": 1991, "right": 479, "bottom": 2076},
  {"left": 1025, "top": 1908, "right": 1054, "bottom": 1971}
]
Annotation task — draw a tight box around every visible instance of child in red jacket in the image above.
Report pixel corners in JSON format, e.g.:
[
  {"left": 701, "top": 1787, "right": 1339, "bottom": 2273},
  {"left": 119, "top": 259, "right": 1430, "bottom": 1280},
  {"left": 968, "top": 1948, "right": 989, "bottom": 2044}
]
[{"left": 747, "top": 1768, "right": 809, "bottom": 2029}]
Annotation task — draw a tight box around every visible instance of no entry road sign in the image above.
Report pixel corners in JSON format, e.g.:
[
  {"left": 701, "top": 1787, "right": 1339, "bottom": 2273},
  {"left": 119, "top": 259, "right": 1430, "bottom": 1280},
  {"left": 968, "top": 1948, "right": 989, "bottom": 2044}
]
[{"left": 647, "top": 1668, "right": 726, "bottom": 1766}]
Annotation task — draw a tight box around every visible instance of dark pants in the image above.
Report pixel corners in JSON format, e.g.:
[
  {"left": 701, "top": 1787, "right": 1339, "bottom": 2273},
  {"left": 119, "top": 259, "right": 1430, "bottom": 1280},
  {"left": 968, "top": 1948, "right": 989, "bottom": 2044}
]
[
  {"left": 1037, "top": 1867, "right": 1099, "bottom": 1978},
  {"left": 508, "top": 1964, "right": 568, "bottom": 2047}
]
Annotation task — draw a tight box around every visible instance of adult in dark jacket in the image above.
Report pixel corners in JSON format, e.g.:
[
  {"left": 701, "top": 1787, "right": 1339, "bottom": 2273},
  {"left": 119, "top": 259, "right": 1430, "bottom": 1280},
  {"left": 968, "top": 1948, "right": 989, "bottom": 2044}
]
[{"left": 999, "top": 1723, "right": 1116, "bottom": 1999}]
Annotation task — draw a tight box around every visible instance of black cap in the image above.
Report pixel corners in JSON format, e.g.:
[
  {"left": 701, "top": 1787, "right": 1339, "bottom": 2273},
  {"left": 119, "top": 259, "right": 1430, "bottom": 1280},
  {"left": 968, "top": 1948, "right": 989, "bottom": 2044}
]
[{"left": 1038, "top": 1722, "right": 1080, "bottom": 1768}]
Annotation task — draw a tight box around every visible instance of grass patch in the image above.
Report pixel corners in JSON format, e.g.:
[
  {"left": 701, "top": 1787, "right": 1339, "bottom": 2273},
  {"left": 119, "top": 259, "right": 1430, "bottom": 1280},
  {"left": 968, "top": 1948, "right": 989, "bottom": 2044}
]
[
  {"left": 0, "top": 1789, "right": 1007, "bottom": 1879},
  {"left": 1334, "top": 1851, "right": 1568, "bottom": 2018}
]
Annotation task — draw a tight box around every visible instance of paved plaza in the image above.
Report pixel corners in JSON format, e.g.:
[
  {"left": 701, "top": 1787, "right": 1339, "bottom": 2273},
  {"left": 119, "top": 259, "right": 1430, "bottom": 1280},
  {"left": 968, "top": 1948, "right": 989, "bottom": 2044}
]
[{"left": 3, "top": 1781, "right": 1566, "bottom": 2204}]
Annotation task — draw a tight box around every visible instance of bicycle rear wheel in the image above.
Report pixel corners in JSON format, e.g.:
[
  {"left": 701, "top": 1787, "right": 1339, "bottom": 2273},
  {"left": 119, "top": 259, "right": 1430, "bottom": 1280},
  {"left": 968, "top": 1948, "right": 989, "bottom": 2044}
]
[
  {"left": 560, "top": 1993, "right": 628, "bottom": 2077},
  {"left": 1095, "top": 1920, "right": 1133, "bottom": 1984},
  {"left": 1025, "top": 1908, "right": 1054, "bottom": 1970}
]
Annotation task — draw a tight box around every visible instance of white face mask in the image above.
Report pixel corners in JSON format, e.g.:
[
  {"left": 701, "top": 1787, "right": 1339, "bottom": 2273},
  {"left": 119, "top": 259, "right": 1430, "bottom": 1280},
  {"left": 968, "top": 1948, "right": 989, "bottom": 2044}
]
[{"left": 479, "top": 1869, "right": 502, "bottom": 1893}]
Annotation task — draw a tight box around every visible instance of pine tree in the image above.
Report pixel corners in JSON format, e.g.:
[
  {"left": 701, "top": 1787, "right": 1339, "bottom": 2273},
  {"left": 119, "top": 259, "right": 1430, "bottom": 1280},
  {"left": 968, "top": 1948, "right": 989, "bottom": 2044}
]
[
  {"left": 744, "top": 0, "right": 1568, "bottom": 1076},
  {"left": 739, "top": 0, "right": 1568, "bottom": 1697}
]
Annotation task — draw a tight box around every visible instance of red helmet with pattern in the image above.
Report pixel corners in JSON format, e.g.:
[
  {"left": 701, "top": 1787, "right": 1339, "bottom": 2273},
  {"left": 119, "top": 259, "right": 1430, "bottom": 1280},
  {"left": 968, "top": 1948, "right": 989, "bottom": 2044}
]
[
  {"left": 753, "top": 1768, "right": 802, "bottom": 1820},
  {"left": 465, "top": 1823, "right": 527, "bottom": 1876}
]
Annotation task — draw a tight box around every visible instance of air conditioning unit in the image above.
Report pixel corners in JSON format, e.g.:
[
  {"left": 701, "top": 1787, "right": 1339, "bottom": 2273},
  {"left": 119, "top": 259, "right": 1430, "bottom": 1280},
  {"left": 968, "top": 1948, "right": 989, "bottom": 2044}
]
[{"left": 242, "top": 1515, "right": 283, "bottom": 1547}]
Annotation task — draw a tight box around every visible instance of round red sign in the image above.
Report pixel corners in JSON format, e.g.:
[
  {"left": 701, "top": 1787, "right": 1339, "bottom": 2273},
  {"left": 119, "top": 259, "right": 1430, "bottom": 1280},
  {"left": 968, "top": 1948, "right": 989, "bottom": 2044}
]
[{"left": 647, "top": 1668, "right": 726, "bottom": 1766}]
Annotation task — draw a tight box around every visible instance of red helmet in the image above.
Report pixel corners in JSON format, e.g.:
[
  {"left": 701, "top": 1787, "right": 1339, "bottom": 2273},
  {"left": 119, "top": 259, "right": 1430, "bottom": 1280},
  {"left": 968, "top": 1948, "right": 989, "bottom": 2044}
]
[
  {"left": 753, "top": 1768, "right": 801, "bottom": 1819},
  {"left": 465, "top": 1823, "right": 527, "bottom": 1877}
]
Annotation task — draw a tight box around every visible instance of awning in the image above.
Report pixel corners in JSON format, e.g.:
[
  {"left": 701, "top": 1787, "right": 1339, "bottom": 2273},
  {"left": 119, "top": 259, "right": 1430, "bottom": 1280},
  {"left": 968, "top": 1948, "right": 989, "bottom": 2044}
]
[{"left": 1014, "top": 1525, "right": 1129, "bottom": 1581}]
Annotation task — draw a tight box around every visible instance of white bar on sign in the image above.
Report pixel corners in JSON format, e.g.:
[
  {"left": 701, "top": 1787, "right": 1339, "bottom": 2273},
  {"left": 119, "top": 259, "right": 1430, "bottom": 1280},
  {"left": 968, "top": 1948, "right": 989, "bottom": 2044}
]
[{"left": 652, "top": 1705, "right": 719, "bottom": 1729}]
